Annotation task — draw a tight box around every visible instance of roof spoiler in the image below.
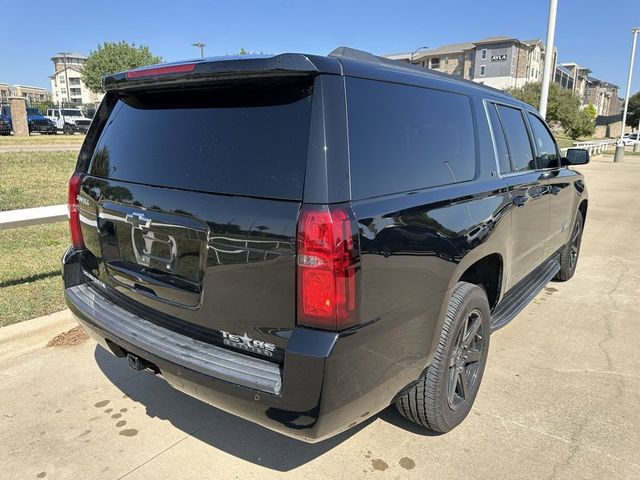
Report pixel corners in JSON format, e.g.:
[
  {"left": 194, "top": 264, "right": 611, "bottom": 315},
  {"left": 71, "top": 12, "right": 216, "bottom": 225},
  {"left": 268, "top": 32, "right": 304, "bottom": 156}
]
[{"left": 102, "top": 53, "right": 340, "bottom": 92}]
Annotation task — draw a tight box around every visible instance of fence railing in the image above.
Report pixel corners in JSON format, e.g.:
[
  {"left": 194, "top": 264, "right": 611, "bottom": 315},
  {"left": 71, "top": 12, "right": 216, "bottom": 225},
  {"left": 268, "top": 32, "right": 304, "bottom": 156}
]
[
  {"left": 572, "top": 139, "right": 617, "bottom": 155},
  {"left": 0, "top": 205, "right": 66, "bottom": 230}
]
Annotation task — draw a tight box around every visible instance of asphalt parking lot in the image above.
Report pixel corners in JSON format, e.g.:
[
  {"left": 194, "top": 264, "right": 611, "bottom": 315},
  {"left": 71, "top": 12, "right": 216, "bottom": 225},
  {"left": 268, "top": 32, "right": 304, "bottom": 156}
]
[{"left": 1, "top": 155, "right": 639, "bottom": 479}]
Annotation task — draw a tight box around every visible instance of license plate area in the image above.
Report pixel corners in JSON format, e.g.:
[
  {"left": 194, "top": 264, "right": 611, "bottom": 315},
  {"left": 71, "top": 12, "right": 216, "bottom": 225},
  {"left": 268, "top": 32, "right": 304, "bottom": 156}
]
[{"left": 98, "top": 202, "right": 209, "bottom": 307}]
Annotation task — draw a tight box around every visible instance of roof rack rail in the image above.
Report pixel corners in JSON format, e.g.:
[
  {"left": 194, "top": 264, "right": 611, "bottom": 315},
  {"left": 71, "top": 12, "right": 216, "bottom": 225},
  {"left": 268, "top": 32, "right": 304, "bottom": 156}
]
[
  {"left": 328, "top": 47, "right": 383, "bottom": 63},
  {"left": 329, "top": 45, "right": 511, "bottom": 97}
]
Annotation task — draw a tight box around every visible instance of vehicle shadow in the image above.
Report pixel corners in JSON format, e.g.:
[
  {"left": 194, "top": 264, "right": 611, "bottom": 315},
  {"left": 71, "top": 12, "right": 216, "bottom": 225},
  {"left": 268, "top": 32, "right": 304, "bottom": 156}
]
[{"left": 94, "top": 345, "right": 380, "bottom": 471}]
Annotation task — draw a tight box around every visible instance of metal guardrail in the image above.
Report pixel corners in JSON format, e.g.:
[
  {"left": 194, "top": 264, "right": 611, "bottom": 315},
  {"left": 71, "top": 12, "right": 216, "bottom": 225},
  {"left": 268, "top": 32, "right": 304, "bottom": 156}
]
[
  {"left": 572, "top": 139, "right": 617, "bottom": 155},
  {"left": 0, "top": 204, "right": 67, "bottom": 230}
]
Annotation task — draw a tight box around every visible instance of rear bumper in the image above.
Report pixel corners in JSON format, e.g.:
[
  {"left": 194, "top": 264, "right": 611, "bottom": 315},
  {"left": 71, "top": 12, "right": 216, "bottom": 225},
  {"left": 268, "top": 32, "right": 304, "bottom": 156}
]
[{"left": 63, "top": 251, "right": 420, "bottom": 442}]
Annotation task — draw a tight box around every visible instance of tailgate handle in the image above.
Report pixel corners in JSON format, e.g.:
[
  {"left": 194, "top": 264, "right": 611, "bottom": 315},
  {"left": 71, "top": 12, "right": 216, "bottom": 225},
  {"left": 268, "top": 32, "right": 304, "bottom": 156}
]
[{"left": 134, "top": 283, "right": 158, "bottom": 298}]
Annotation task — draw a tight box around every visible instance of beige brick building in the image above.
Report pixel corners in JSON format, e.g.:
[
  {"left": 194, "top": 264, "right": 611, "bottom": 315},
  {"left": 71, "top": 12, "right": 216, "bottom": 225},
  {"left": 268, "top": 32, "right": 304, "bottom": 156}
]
[
  {"left": 385, "top": 36, "right": 554, "bottom": 90},
  {"left": 0, "top": 83, "right": 50, "bottom": 104}
]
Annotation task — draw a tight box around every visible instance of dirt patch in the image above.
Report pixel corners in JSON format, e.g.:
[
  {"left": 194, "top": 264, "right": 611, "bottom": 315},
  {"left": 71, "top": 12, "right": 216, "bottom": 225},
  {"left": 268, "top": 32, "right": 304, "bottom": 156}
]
[{"left": 47, "top": 326, "right": 88, "bottom": 347}]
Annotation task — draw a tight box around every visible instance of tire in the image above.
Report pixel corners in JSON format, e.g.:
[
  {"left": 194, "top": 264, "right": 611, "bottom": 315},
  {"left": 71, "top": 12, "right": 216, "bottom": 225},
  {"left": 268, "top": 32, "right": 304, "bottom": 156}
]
[
  {"left": 395, "top": 282, "right": 491, "bottom": 433},
  {"left": 555, "top": 211, "right": 584, "bottom": 282},
  {"left": 63, "top": 124, "right": 73, "bottom": 135}
]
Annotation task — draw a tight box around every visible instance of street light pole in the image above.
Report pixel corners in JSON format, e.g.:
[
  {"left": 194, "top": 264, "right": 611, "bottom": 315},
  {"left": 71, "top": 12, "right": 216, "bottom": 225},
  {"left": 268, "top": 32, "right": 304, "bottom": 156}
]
[
  {"left": 539, "top": 0, "right": 558, "bottom": 119},
  {"left": 57, "top": 51, "right": 71, "bottom": 106},
  {"left": 409, "top": 46, "right": 429, "bottom": 64},
  {"left": 614, "top": 27, "right": 640, "bottom": 163},
  {"left": 192, "top": 42, "right": 206, "bottom": 59}
]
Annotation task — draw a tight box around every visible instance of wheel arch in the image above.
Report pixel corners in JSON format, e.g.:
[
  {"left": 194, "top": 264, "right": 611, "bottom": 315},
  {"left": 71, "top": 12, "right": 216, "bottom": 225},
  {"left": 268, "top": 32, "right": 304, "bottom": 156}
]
[
  {"left": 425, "top": 249, "right": 507, "bottom": 368},
  {"left": 578, "top": 199, "right": 588, "bottom": 222},
  {"left": 457, "top": 253, "right": 503, "bottom": 310}
]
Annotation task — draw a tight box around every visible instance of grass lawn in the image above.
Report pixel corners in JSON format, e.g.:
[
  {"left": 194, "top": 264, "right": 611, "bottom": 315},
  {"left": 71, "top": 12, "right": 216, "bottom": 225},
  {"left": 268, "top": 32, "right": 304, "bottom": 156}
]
[
  {"left": 0, "top": 134, "right": 85, "bottom": 146},
  {"left": 0, "top": 151, "right": 77, "bottom": 326},
  {"left": 555, "top": 135, "right": 596, "bottom": 149},
  {"left": 0, "top": 151, "right": 77, "bottom": 210}
]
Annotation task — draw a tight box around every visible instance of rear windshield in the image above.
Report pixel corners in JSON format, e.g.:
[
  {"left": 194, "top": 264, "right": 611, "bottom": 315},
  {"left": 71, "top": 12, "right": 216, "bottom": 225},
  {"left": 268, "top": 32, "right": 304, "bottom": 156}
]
[{"left": 88, "top": 80, "right": 313, "bottom": 200}]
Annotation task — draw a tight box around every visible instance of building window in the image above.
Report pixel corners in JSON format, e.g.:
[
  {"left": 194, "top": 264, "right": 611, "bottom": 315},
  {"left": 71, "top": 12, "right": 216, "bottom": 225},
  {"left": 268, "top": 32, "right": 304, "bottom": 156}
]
[
  {"left": 481, "top": 49, "right": 487, "bottom": 60},
  {"left": 69, "top": 78, "right": 81, "bottom": 86},
  {"left": 467, "top": 67, "right": 473, "bottom": 79},
  {"left": 480, "top": 65, "right": 486, "bottom": 76},
  {"left": 444, "top": 56, "right": 449, "bottom": 65},
  {"left": 430, "top": 57, "right": 440, "bottom": 69}
]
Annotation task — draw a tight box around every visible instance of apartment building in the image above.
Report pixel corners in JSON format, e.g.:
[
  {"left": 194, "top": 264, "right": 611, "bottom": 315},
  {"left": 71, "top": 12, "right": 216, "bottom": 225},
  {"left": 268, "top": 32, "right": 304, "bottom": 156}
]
[
  {"left": 50, "top": 52, "right": 103, "bottom": 105},
  {"left": 584, "top": 77, "right": 620, "bottom": 116},
  {"left": 386, "top": 36, "right": 554, "bottom": 90},
  {"left": 0, "top": 83, "right": 50, "bottom": 104},
  {"left": 553, "top": 62, "right": 620, "bottom": 115}
]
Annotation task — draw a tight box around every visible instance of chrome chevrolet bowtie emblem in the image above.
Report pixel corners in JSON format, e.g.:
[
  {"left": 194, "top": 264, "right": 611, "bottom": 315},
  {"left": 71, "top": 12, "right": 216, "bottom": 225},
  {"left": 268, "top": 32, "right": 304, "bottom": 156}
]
[{"left": 125, "top": 212, "right": 152, "bottom": 230}]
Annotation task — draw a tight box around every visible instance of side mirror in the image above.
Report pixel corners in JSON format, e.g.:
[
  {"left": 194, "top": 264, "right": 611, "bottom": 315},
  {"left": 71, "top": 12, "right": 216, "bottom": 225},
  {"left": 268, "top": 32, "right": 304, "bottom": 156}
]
[{"left": 563, "top": 148, "right": 590, "bottom": 166}]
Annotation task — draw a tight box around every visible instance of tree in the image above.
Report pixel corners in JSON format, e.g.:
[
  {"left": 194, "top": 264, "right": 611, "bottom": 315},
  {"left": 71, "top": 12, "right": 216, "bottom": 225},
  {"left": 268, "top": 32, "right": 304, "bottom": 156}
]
[
  {"left": 626, "top": 91, "right": 640, "bottom": 129},
  {"left": 566, "top": 110, "right": 595, "bottom": 139},
  {"left": 583, "top": 104, "right": 597, "bottom": 120},
  {"left": 506, "top": 82, "right": 594, "bottom": 139},
  {"left": 82, "top": 41, "right": 162, "bottom": 93}
]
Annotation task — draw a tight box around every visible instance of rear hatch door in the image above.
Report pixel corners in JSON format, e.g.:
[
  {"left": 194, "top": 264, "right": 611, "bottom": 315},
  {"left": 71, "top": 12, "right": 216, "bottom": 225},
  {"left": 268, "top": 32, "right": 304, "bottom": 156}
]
[{"left": 78, "top": 78, "right": 314, "bottom": 356}]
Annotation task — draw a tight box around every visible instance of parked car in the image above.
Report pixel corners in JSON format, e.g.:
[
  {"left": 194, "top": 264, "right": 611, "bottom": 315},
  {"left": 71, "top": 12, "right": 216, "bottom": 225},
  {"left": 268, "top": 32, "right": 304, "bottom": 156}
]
[
  {"left": 0, "top": 117, "right": 10, "bottom": 135},
  {"left": 63, "top": 48, "right": 589, "bottom": 442},
  {"left": 26, "top": 108, "right": 57, "bottom": 134},
  {"left": 621, "top": 136, "right": 638, "bottom": 146},
  {"left": 0, "top": 105, "right": 57, "bottom": 134},
  {"left": 45, "top": 108, "right": 92, "bottom": 134}
]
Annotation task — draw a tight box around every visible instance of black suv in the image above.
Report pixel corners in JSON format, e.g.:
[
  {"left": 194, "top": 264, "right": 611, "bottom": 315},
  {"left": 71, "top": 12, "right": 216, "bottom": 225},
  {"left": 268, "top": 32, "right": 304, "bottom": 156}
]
[{"left": 63, "top": 48, "right": 589, "bottom": 442}]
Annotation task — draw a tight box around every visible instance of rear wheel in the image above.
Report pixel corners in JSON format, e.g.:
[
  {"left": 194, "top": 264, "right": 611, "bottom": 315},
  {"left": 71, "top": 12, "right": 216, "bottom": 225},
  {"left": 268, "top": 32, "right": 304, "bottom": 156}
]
[
  {"left": 555, "top": 212, "right": 583, "bottom": 281},
  {"left": 395, "top": 282, "right": 490, "bottom": 433},
  {"left": 63, "top": 124, "right": 73, "bottom": 135}
]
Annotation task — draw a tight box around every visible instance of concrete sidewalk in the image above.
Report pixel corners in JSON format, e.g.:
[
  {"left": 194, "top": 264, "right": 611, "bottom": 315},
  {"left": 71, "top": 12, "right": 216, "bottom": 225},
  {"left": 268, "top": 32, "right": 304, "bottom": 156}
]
[{"left": 1, "top": 157, "right": 640, "bottom": 479}]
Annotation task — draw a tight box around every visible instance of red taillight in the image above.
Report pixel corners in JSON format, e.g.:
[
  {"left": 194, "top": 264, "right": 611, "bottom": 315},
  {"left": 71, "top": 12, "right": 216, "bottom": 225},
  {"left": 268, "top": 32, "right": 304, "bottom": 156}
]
[
  {"left": 297, "top": 205, "right": 359, "bottom": 330},
  {"left": 67, "top": 173, "right": 85, "bottom": 249},
  {"left": 126, "top": 63, "right": 196, "bottom": 79}
]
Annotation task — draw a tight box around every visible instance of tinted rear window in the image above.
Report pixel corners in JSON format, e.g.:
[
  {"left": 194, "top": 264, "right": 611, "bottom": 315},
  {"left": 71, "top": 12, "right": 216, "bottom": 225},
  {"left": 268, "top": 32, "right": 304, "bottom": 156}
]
[
  {"left": 495, "top": 105, "right": 534, "bottom": 172},
  {"left": 88, "top": 80, "right": 313, "bottom": 200},
  {"left": 346, "top": 78, "right": 476, "bottom": 200}
]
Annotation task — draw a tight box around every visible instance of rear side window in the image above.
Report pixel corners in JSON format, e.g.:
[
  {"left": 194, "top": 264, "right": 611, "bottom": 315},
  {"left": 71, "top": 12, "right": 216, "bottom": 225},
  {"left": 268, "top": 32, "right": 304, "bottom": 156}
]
[
  {"left": 486, "top": 103, "right": 511, "bottom": 174},
  {"left": 346, "top": 78, "right": 476, "bottom": 200},
  {"left": 527, "top": 113, "right": 559, "bottom": 169},
  {"left": 88, "top": 80, "right": 313, "bottom": 200},
  {"left": 495, "top": 105, "right": 534, "bottom": 172}
]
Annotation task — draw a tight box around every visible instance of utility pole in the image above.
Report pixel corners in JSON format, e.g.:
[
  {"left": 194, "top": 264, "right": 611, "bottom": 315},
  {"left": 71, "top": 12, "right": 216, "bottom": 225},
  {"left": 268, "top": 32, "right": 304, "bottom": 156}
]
[
  {"left": 192, "top": 42, "right": 206, "bottom": 59},
  {"left": 614, "top": 27, "right": 640, "bottom": 163},
  {"left": 539, "top": 0, "right": 558, "bottom": 119}
]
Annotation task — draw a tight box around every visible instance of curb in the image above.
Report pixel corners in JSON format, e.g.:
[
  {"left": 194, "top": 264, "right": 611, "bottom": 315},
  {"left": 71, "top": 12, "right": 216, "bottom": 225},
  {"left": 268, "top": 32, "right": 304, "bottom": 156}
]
[{"left": 0, "top": 309, "right": 78, "bottom": 363}]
